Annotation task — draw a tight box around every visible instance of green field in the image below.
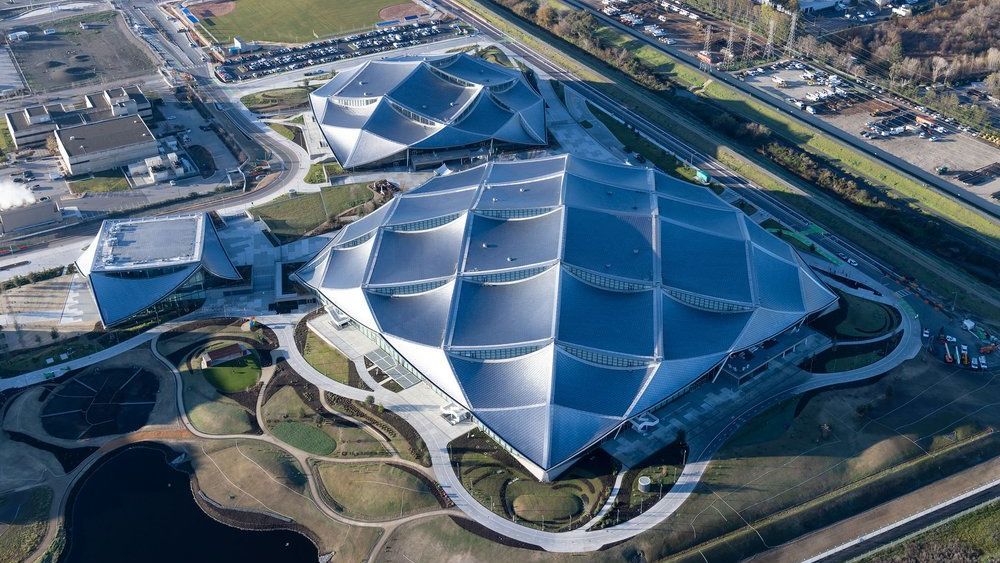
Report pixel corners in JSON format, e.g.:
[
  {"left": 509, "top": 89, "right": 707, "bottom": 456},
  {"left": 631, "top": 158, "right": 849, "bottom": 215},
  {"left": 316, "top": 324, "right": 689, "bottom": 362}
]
[
  {"left": 864, "top": 499, "right": 1000, "bottom": 562},
  {"left": 201, "top": 349, "right": 261, "bottom": 393},
  {"left": 268, "top": 122, "right": 299, "bottom": 142},
  {"left": 195, "top": 0, "right": 407, "bottom": 44},
  {"left": 450, "top": 431, "right": 616, "bottom": 531},
  {"left": 303, "top": 162, "right": 345, "bottom": 184},
  {"left": 270, "top": 421, "right": 336, "bottom": 455},
  {"left": 182, "top": 366, "right": 254, "bottom": 435},
  {"left": 0, "top": 486, "right": 52, "bottom": 563},
  {"left": 263, "top": 386, "right": 388, "bottom": 457},
  {"left": 240, "top": 87, "right": 313, "bottom": 113},
  {"left": 0, "top": 118, "right": 14, "bottom": 154},
  {"left": 250, "top": 182, "right": 372, "bottom": 243},
  {"left": 316, "top": 462, "right": 440, "bottom": 520},
  {"left": 813, "top": 290, "right": 901, "bottom": 340},
  {"left": 67, "top": 170, "right": 130, "bottom": 194},
  {"left": 589, "top": 103, "right": 699, "bottom": 183},
  {"left": 302, "top": 331, "right": 350, "bottom": 385}
]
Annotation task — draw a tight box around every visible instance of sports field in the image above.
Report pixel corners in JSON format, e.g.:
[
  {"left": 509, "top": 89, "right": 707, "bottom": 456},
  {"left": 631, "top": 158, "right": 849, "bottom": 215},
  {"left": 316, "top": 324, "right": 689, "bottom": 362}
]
[{"left": 192, "top": 0, "right": 419, "bottom": 44}]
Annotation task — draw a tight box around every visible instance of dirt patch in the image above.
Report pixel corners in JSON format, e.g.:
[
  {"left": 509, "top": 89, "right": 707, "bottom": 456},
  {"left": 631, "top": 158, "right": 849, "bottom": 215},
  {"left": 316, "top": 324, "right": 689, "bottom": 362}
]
[
  {"left": 11, "top": 12, "right": 156, "bottom": 91},
  {"left": 378, "top": 2, "right": 425, "bottom": 21},
  {"left": 190, "top": 1, "right": 236, "bottom": 19}
]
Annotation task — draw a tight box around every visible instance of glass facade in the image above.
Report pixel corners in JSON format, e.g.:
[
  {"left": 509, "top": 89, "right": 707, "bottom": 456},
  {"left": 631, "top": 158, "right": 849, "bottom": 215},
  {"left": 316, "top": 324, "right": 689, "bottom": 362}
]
[
  {"left": 367, "top": 280, "right": 449, "bottom": 296},
  {"left": 453, "top": 345, "right": 540, "bottom": 360},
  {"left": 666, "top": 288, "right": 754, "bottom": 312},
  {"left": 476, "top": 207, "right": 554, "bottom": 219},
  {"left": 386, "top": 213, "right": 461, "bottom": 232},
  {"left": 111, "top": 269, "right": 207, "bottom": 328},
  {"left": 564, "top": 264, "right": 653, "bottom": 292},
  {"left": 562, "top": 344, "right": 649, "bottom": 367},
  {"left": 465, "top": 265, "right": 549, "bottom": 285}
]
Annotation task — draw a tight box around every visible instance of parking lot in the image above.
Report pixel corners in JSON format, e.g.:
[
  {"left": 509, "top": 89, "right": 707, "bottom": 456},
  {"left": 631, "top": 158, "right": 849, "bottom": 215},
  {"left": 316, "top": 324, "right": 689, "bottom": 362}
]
[
  {"left": 216, "top": 20, "right": 468, "bottom": 82},
  {"left": 739, "top": 61, "right": 1000, "bottom": 204}
]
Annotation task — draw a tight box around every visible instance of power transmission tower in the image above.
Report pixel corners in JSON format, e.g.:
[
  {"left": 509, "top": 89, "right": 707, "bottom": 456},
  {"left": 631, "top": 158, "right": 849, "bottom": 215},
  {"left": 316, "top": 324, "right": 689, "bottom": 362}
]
[
  {"left": 741, "top": 24, "right": 754, "bottom": 61},
  {"left": 763, "top": 18, "right": 776, "bottom": 60},
  {"left": 726, "top": 26, "right": 736, "bottom": 60},
  {"left": 785, "top": 11, "right": 799, "bottom": 56},
  {"left": 699, "top": 25, "right": 714, "bottom": 70}
]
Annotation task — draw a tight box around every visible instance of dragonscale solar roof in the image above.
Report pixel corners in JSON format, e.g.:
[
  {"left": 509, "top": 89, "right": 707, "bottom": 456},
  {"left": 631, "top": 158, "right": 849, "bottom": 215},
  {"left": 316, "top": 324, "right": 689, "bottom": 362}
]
[
  {"left": 310, "top": 53, "right": 546, "bottom": 168},
  {"left": 297, "top": 155, "right": 837, "bottom": 474}
]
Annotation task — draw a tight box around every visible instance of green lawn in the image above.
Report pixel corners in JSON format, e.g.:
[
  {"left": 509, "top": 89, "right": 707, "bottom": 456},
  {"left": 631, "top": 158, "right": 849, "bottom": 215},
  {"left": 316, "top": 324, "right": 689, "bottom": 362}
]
[
  {"left": 864, "top": 499, "right": 1000, "bottom": 562},
  {"left": 302, "top": 331, "right": 350, "bottom": 385},
  {"left": 0, "top": 117, "right": 14, "bottom": 154},
  {"left": 508, "top": 486, "right": 583, "bottom": 524},
  {"left": 195, "top": 0, "right": 407, "bottom": 44},
  {"left": 588, "top": 103, "right": 700, "bottom": 183},
  {"left": 450, "top": 431, "right": 617, "bottom": 531},
  {"left": 0, "top": 487, "right": 52, "bottom": 563},
  {"left": 303, "top": 161, "right": 345, "bottom": 184},
  {"left": 201, "top": 349, "right": 261, "bottom": 393},
  {"left": 240, "top": 87, "right": 313, "bottom": 113},
  {"left": 182, "top": 366, "right": 254, "bottom": 435},
  {"left": 67, "top": 170, "right": 130, "bottom": 194},
  {"left": 263, "top": 386, "right": 388, "bottom": 457},
  {"left": 268, "top": 122, "right": 299, "bottom": 142},
  {"left": 316, "top": 462, "right": 439, "bottom": 520},
  {"left": 813, "top": 290, "right": 901, "bottom": 340},
  {"left": 250, "top": 182, "right": 371, "bottom": 243},
  {"left": 270, "top": 421, "right": 336, "bottom": 455}
]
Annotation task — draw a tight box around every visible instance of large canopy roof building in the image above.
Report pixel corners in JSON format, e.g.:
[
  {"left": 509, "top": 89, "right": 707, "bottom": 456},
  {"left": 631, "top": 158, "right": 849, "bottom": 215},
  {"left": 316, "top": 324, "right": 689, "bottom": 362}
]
[
  {"left": 296, "top": 155, "right": 837, "bottom": 479},
  {"left": 76, "top": 213, "right": 241, "bottom": 327},
  {"left": 310, "top": 53, "right": 546, "bottom": 169}
]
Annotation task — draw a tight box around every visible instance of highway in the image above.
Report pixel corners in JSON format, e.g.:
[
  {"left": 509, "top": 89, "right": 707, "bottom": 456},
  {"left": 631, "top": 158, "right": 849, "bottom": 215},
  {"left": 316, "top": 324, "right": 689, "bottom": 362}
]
[{"left": 566, "top": 0, "right": 1000, "bottom": 219}]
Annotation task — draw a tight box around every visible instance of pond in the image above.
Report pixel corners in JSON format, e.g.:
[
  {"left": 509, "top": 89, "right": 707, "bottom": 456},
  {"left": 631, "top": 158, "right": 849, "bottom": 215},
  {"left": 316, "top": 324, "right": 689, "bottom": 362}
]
[{"left": 63, "top": 444, "right": 317, "bottom": 563}]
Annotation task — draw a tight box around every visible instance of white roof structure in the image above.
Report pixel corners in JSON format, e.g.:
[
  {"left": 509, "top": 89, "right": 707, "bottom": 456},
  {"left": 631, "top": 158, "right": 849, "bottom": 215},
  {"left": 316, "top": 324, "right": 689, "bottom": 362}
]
[
  {"left": 296, "top": 155, "right": 837, "bottom": 477},
  {"left": 310, "top": 53, "right": 546, "bottom": 169},
  {"left": 76, "top": 213, "right": 240, "bottom": 327}
]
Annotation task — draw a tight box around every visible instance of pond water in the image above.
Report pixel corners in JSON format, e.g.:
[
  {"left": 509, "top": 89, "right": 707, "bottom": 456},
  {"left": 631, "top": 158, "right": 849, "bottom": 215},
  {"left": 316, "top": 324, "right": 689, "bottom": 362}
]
[{"left": 63, "top": 445, "right": 317, "bottom": 563}]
